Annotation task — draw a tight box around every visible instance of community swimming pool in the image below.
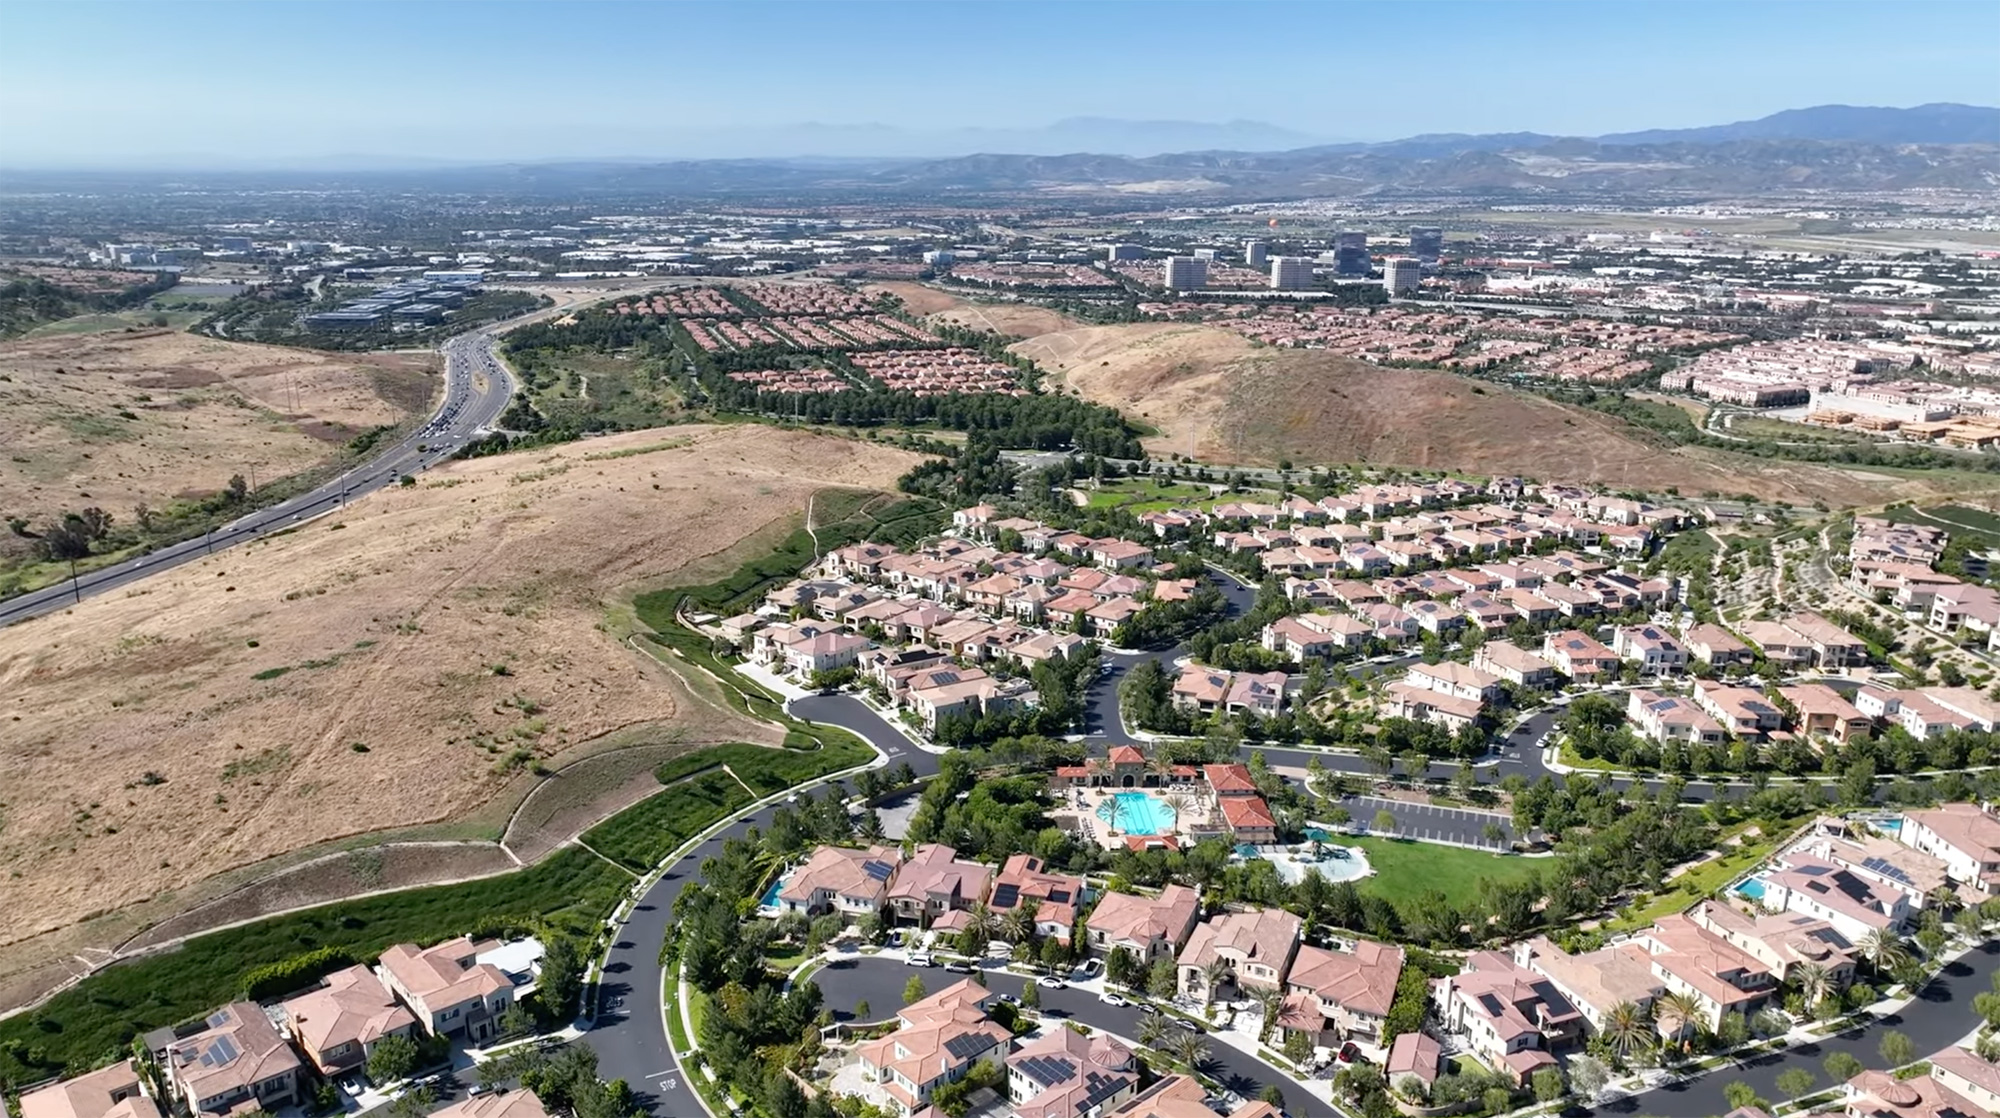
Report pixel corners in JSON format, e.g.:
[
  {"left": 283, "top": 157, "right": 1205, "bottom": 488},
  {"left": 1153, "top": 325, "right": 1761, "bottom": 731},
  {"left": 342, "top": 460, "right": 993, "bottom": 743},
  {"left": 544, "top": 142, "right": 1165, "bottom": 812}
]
[{"left": 1099, "top": 791, "right": 1177, "bottom": 836}]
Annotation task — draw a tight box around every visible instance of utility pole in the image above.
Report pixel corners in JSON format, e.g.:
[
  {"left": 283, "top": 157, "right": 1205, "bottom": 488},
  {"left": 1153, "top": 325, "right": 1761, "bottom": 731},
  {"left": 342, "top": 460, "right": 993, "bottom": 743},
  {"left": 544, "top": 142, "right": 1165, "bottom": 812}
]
[{"left": 69, "top": 557, "right": 80, "bottom": 603}]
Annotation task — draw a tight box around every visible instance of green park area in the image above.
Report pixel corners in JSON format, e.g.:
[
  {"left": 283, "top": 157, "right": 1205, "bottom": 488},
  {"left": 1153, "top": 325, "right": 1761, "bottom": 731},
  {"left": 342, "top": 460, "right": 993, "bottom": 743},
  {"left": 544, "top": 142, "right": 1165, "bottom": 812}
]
[{"left": 1342, "top": 835, "right": 1544, "bottom": 909}]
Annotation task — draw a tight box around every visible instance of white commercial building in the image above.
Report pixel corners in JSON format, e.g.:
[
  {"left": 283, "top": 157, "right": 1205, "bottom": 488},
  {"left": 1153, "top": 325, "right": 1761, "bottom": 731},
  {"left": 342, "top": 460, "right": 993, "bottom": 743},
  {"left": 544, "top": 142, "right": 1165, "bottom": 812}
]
[
  {"left": 1270, "top": 256, "right": 1315, "bottom": 291},
  {"left": 1163, "top": 256, "right": 1208, "bottom": 291},
  {"left": 1244, "top": 240, "right": 1269, "bottom": 267},
  {"left": 1384, "top": 256, "right": 1422, "bottom": 294}
]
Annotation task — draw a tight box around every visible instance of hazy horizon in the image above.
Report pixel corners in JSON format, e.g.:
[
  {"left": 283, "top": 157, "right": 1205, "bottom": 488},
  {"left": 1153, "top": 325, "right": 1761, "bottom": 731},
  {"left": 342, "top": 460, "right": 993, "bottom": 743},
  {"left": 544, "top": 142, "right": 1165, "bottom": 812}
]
[{"left": 2, "top": 0, "right": 1996, "bottom": 169}]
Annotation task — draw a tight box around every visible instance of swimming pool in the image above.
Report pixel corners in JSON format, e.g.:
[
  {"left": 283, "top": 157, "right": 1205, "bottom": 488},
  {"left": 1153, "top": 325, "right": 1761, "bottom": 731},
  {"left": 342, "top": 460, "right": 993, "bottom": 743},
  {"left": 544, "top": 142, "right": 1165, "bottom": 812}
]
[
  {"left": 1099, "top": 792, "right": 1177, "bottom": 836},
  {"left": 1733, "top": 879, "right": 1766, "bottom": 901},
  {"left": 759, "top": 874, "right": 788, "bottom": 909}
]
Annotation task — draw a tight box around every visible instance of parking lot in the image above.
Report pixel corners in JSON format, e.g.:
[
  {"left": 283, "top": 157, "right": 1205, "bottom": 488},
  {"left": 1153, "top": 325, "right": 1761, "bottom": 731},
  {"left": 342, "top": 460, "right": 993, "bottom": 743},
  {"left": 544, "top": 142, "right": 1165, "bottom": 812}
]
[{"left": 1340, "top": 794, "right": 1513, "bottom": 849}]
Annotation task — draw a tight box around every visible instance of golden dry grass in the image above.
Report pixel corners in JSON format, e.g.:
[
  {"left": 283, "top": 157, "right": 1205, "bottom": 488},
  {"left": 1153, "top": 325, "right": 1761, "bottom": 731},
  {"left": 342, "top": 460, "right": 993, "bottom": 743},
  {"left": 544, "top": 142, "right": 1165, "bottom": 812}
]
[
  {"left": 867, "top": 281, "right": 1084, "bottom": 338},
  {"left": 0, "top": 329, "right": 433, "bottom": 548},
  {"left": 0, "top": 424, "right": 922, "bottom": 945}
]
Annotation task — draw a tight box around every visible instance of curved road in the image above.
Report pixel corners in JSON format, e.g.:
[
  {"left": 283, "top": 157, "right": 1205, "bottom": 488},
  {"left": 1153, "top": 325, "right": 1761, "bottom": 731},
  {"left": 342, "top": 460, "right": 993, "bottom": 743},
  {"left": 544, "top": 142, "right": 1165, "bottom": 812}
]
[{"left": 0, "top": 326, "right": 519, "bottom": 629}]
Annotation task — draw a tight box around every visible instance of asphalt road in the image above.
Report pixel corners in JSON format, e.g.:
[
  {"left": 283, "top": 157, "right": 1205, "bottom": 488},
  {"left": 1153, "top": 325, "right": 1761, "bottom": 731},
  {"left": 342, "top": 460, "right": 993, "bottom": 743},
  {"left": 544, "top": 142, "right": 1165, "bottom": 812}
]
[
  {"left": 0, "top": 325, "right": 519, "bottom": 630},
  {"left": 812, "top": 956, "right": 1338, "bottom": 1116}
]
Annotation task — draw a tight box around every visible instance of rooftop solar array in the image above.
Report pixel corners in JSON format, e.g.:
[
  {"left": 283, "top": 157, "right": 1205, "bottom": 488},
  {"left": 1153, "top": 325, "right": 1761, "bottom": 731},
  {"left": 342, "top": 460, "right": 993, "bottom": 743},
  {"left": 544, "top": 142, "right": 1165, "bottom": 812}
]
[
  {"left": 863, "top": 860, "right": 895, "bottom": 882},
  {"left": 944, "top": 1033, "right": 993, "bottom": 1061},
  {"left": 1048, "top": 889, "right": 1071, "bottom": 904},
  {"left": 1860, "top": 856, "right": 1914, "bottom": 885},
  {"left": 992, "top": 884, "right": 1021, "bottom": 909},
  {"left": 1076, "top": 1072, "right": 1131, "bottom": 1111},
  {"left": 1018, "top": 1055, "right": 1078, "bottom": 1089},
  {"left": 198, "top": 1037, "right": 239, "bottom": 1068},
  {"left": 206, "top": 1011, "right": 232, "bottom": 1028}
]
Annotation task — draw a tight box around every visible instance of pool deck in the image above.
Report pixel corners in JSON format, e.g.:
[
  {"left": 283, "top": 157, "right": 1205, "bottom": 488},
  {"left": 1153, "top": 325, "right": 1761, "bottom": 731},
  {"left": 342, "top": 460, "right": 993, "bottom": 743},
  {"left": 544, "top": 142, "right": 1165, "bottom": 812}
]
[{"left": 1060, "top": 784, "right": 1213, "bottom": 849}]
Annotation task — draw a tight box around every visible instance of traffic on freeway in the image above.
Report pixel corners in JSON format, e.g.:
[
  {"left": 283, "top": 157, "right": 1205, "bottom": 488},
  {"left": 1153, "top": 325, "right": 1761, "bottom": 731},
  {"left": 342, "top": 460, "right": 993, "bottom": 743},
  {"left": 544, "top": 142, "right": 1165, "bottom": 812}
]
[{"left": 0, "top": 325, "right": 519, "bottom": 629}]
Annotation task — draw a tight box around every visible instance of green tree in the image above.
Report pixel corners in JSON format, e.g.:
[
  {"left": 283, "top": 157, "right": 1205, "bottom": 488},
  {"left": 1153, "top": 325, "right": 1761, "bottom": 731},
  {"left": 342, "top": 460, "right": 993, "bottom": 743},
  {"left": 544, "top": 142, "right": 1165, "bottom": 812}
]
[
  {"left": 903, "top": 975, "right": 927, "bottom": 1005},
  {"left": 366, "top": 1032, "right": 420, "bottom": 1085},
  {"left": 1775, "top": 1068, "right": 1817, "bottom": 1100},
  {"left": 538, "top": 933, "right": 586, "bottom": 1020},
  {"left": 1879, "top": 1030, "right": 1916, "bottom": 1068},
  {"left": 1824, "top": 1051, "right": 1863, "bottom": 1083},
  {"left": 1372, "top": 808, "right": 1399, "bottom": 835},
  {"left": 1021, "top": 979, "right": 1040, "bottom": 1009},
  {"left": 1722, "top": 1081, "right": 1767, "bottom": 1111},
  {"left": 1568, "top": 1055, "right": 1609, "bottom": 1102},
  {"left": 1531, "top": 1066, "right": 1566, "bottom": 1103},
  {"left": 1147, "top": 957, "right": 1178, "bottom": 999}
]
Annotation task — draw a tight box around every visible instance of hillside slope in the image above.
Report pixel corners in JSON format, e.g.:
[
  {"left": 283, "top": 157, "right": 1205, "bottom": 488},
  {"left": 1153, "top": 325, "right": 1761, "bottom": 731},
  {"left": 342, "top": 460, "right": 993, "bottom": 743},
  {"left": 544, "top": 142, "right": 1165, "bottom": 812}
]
[{"left": 1028, "top": 322, "right": 1988, "bottom": 505}]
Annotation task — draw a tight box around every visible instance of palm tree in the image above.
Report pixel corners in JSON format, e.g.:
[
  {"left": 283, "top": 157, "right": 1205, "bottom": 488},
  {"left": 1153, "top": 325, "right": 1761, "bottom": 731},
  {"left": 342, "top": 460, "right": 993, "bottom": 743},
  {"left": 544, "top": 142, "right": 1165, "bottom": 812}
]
[
  {"left": 1856, "top": 928, "right": 1907, "bottom": 977},
  {"left": 1793, "top": 962, "right": 1832, "bottom": 1013},
  {"left": 1169, "top": 1031, "right": 1212, "bottom": 1072},
  {"left": 1163, "top": 793, "right": 1192, "bottom": 830},
  {"left": 1602, "top": 1001, "right": 1650, "bottom": 1062},
  {"left": 1003, "top": 898, "right": 1041, "bottom": 944},
  {"left": 1145, "top": 750, "right": 1175, "bottom": 786},
  {"left": 964, "top": 901, "right": 998, "bottom": 953},
  {"left": 1926, "top": 885, "right": 1960, "bottom": 916},
  {"left": 1656, "top": 991, "right": 1705, "bottom": 1052},
  {"left": 1251, "top": 986, "right": 1287, "bottom": 1042},
  {"left": 1201, "top": 958, "right": 1236, "bottom": 1005},
  {"left": 1138, "top": 1015, "right": 1175, "bottom": 1050}
]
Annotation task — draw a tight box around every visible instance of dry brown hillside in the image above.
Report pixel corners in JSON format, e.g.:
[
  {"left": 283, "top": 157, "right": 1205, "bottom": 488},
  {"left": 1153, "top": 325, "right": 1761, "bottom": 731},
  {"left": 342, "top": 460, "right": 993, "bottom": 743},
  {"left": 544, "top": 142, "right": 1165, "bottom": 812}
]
[
  {"left": 0, "top": 424, "right": 920, "bottom": 945},
  {"left": 0, "top": 329, "right": 434, "bottom": 552},
  {"left": 1023, "top": 322, "right": 1989, "bottom": 505}
]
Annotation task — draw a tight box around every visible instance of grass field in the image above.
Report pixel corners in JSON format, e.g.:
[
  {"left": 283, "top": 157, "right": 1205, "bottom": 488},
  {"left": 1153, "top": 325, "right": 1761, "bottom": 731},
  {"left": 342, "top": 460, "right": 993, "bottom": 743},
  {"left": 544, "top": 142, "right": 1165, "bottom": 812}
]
[
  {"left": 1079, "top": 477, "right": 1215, "bottom": 511},
  {"left": 0, "top": 848, "right": 629, "bottom": 1088},
  {"left": 1600, "top": 822, "right": 1790, "bottom": 935},
  {"left": 1342, "top": 836, "right": 1543, "bottom": 909}
]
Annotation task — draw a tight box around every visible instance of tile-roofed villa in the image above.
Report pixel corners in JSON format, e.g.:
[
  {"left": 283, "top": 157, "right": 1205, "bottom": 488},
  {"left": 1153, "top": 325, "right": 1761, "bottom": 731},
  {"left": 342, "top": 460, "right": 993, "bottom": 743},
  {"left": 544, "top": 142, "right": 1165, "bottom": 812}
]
[
  {"left": 1433, "top": 950, "right": 1582, "bottom": 1076},
  {"left": 990, "top": 854, "right": 1086, "bottom": 941},
  {"left": 377, "top": 936, "right": 517, "bottom": 1043},
  {"left": 279, "top": 964, "right": 419, "bottom": 1074},
  {"left": 430, "top": 1091, "right": 556, "bottom": 1118},
  {"left": 777, "top": 844, "right": 903, "bottom": 917},
  {"left": 163, "top": 1002, "right": 303, "bottom": 1115},
  {"left": 886, "top": 844, "right": 993, "bottom": 927},
  {"left": 1900, "top": 802, "right": 2000, "bottom": 900},
  {"left": 858, "top": 979, "right": 1010, "bottom": 1115},
  {"left": 1085, "top": 884, "right": 1201, "bottom": 962},
  {"left": 19, "top": 1062, "right": 160, "bottom": 1118},
  {"left": 1106, "top": 1075, "right": 1280, "bottom": 1118},
  {"left": 1281, "top": 939, "right": 1405, "bottom": 1043},
  {"left": 1006, "top": 1025, "right": 1139, "bottom": 1118},
  {"left": 1177, "top": 907, "right": 1302, "bottom": 999}
]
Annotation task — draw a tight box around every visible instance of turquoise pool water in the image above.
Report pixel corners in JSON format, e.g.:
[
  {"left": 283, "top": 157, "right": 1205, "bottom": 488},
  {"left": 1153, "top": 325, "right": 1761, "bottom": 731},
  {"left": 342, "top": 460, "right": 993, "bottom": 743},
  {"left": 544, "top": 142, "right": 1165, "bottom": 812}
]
[
  {"left": 1734, "top": 879, "right": 1766, "bottom": 900},
  {"left": 1099, "top": 792, "right": 1176, "bottom": 836},
  {"left": 760, "top": 876, "right": 786, "bottom": 907}
]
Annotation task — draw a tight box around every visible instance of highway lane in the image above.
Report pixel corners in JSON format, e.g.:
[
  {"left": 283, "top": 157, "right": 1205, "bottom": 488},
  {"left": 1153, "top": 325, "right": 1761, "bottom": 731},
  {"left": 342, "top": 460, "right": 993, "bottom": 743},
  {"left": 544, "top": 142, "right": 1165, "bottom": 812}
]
[
  {"left": 812, "top": 956, "right": 1337, "bottom": 1117},
  {"left": 0, "top": 324, "right": 522, "bottom": 629}
]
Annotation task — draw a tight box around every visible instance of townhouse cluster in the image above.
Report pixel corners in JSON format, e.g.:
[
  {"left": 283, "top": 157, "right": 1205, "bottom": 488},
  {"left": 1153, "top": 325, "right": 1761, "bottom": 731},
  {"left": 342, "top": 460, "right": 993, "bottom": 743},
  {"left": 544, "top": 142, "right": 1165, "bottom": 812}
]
[
  {"left": 1659, "top": 337, "right": 1914, "bottom": 407},
  {"left": 1850, "top": 516, "right": 2000, "bottom": 652},
  {"left": 852, "top": 979, "right": 1281, "bottom": 1118},
  {"left": 1437, "top": 806, "right": 2000, "bottom": 1092},
  {"left": 17, "top": 936, "right": 542, "bottom": 1118},
  {"left": 1603, "top": 611, "right": 1873, "bottom": 747},
  {"left": 721, "top": 517, "right": 1173, "bottom": 731}
]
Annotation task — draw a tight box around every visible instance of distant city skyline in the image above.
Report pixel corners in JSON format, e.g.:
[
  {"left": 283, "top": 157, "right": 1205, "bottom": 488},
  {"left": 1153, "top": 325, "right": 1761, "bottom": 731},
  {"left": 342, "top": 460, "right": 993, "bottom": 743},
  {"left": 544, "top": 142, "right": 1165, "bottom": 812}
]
[{"left": 1, "top": 0, "right": 1995, "bottom": 167}]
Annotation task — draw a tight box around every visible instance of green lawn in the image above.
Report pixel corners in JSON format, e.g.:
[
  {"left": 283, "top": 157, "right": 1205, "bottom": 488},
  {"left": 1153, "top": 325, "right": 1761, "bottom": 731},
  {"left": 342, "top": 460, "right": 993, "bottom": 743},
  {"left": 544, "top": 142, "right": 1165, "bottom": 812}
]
[
  {"left": 1079, "top": 478, "right": 1216, "bottom": 510},
  {"left": 1341, "top": 835, "right": 1542, "bottom": 908},
  {"left": 1601, "top": 821, "right": 1790, "bottom": 934}
]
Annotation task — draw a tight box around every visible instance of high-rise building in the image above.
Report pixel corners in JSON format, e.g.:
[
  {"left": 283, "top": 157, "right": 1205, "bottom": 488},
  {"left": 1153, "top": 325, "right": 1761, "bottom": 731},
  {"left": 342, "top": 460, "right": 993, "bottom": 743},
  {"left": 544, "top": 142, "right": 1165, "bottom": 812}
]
[
  {"left": 1409, "top": 226, "right": 1444, "bottom": 263},
  {"left": 1383, "top": 256, "right": 1423, "bottom": 295},
  {"left": 1244, "top": 240, "right": 1269, "bottom": 268},
  {"left": 1270, "top": 256, "right": 1315, "bottom": 291},
  {"left": 1106, "top": 244, "right": 1145, "bottom": 261},
  {"left": 1163, "top": 257, "right": 1208, "bottom": 291},
  {"left": 1333, "top": 230, "right": 1370, "bottom": 276},
  {"left": 922, "top": 249, "right": 956, "bottom": 266},
  {"left": 1192, "top": 248, "right": 1218, "bottom": 262}
]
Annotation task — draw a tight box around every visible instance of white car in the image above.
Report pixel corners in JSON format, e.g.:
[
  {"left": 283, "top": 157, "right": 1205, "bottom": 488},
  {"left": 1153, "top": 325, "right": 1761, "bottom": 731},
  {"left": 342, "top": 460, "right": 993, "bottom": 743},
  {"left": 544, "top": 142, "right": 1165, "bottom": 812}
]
[
  {"left": 1036, "top": 976, "right": 1068, "bottom": 990},
  {"left": 906, "top": 953, "right": 934, "bottom": 967},
  {"left": 1098, "top": 992, "right": 1128, "bottom": 1007}
]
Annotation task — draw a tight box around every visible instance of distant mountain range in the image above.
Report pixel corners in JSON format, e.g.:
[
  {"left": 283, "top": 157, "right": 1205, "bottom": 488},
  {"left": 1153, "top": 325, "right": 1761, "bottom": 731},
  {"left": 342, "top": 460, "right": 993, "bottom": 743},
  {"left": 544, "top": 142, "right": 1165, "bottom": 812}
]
[{"left": 6, "top": 104, "right": 1995, "bottom": 198}]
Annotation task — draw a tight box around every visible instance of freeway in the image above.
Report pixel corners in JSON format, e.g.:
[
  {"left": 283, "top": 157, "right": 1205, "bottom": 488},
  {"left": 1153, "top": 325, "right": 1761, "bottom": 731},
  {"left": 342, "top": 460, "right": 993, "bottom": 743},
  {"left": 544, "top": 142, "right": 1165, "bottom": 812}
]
[
  {"left": 0, "top": 326, "right": 521, "bottom": 629},
  {"left": 812, "top": 956, "right": 1337, "bottom": 1116}
]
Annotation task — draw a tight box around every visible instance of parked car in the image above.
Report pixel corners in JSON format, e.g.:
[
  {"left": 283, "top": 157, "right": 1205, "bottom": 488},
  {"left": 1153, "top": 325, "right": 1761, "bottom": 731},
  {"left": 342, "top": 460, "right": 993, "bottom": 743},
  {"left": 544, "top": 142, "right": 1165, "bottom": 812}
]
[
  {"left": 1099, "top": 992, "right": 1128, "bottom": 1007},
  {"left": 1074, "top": 958, "right": 1104, "bottom": 979},
  {"left": 1036, "top": 976, "right": 1068, "bottom": 990},
  {"left": 1137, "top": 1004, "right": 1161, "bottom": 1016},
  {"left": 906, "top": 953, "right": 934, "bottom": 967},
  {"left": 1338, "top": 1042, "right": 1364, "bottom": 1064},
  {"left": 943, "top": 962, "right": 975, "bottom": 974}
]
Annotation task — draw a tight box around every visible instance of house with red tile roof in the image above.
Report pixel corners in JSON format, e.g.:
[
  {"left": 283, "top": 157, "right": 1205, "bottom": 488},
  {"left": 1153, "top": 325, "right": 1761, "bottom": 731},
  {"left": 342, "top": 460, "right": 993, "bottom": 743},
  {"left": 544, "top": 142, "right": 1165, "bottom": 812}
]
[
  {"left": 1085, "top": 884, "right": 1201, "bottom": 962},
  {"left": 1177, "top": 908, "right": 1301, "bottom": 999},
  {"left": 280, "top": 965, "right": 419, "bottom": 1075},
  {"left": 886, "top": 845, "right": 993, "bottom": 928},
  {"left": 857, "top": 979, "right": 1009, "bottom": 1115},
  {"left": 990, "top": 854, "right": 1086, "bottom": 942},
  {"left": 1280, "top": 939, "right": 1405, "bottom": 1045},
  {"left": 1005, "top": 1024, "right": 1139, "bottom": 1118},
  {"left": 18, "top": 1062, "right": 160, "bottom": 1118}
]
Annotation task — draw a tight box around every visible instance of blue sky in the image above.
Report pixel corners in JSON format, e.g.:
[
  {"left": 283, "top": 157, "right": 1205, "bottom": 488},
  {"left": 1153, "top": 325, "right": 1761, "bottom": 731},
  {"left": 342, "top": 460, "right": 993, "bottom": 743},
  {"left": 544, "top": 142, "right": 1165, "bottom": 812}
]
[{"left": 1, "top": 0, "right": 1994, "bottom": 166}]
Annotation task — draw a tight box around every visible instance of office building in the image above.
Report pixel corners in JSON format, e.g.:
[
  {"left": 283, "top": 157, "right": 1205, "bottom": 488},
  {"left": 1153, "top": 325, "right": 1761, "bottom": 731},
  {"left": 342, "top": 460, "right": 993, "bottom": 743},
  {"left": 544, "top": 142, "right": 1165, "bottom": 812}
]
[
  {"left": 1270, "top": 256, "right": 1315, "bottom": 291},
  {"left": 1163, "top": 256, "right": 1207, "bottom": 291},
  {"left": 1384, "top": 256, "right": 1423, "bottom": 295},
  {"left": 1192, "top": 248, "right": 1218, "bottom": 261},
  {"left": 1106, "top": 244, "right": 1145, "bottom": 261},
  {"left": 218, "top": 236, "right": 253, "bottom": 253},
  {"left": 1333, "top": 231, "right": 1370, "bottom": 277},
  {"left": 1244, "top": 240, "right": 1269, "bottom": 267},
  {"left": 1410, "top": 226, "right": 1444, "bottom": 263},
  {"left": 922, "top": 250, "right": 955, "bottom": 266}
]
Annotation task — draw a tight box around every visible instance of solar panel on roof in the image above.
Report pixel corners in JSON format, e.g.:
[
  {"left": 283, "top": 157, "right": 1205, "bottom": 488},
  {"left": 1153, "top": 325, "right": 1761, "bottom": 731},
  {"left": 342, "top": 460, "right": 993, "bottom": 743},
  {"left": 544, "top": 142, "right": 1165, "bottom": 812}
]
[
  {"left": 1048, "top": 890, "right": 1070, "bottom": 904},
  {"left": 944, "top": 1033, "right": 993, "bottom": 1061},
  {"left": 863, "top": 860, "right": 895, "bottom": 882},
  {"left": 206, "top": 1011, "right": 231, "bottom": 1028},
  {"left": 1018, "top": 1055, "right": 1077, "bottom": 1088},
  {"left": 1860, "top": 856, "right": 1914, "bottom": 885},
  {"left": 200, "top": 1037, "right": 239, "bottom": 1067},
  {"left": 1079, "top": 1072, "right": 1130, "bottom": 1109},
  {"left": 992, "top": 884, "right": 1020, "bottom": 909}
]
